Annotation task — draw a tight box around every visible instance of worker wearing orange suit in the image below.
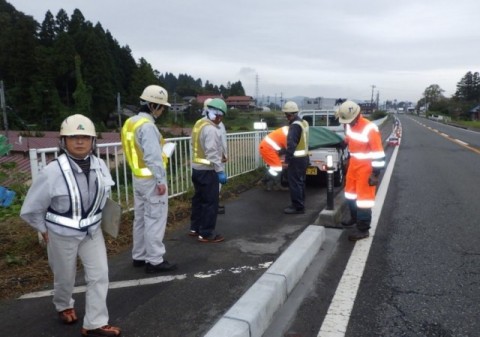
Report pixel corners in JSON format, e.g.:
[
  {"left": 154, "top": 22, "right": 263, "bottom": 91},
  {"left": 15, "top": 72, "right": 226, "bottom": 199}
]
[
  {"left": 337, "top": 100, "right": 385, "bottom": 241},
  {"left": 259, "top": 126, "right": 289, "bottom": 175},
  {"left": 259, "top": 126, "right": 289, "bottom": 190}
]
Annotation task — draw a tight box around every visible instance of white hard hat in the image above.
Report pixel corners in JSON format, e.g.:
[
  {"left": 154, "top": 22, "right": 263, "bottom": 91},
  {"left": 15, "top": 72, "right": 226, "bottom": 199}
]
[
  {"left": 140, "top": 85, "right": 171, "bottom": 107},
  {"left": 282, "top": 101, "right": 299, "bottom": 114},
  {"left": 203, "top": 98, "right": 213, "bottom": 108},
  {"left": 337, "top": 100, "right": 361, "bottom": 123},
  {"left": 60, "top": 114, "right": 96, "bottom": 137}
]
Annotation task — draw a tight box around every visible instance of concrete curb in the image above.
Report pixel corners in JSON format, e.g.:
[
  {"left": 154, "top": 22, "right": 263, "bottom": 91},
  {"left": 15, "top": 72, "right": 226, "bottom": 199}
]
[
  {"left": 204, "top": 225, "right": 326, "bottom": 337},
  {"left": 315, "top": 192, "right": 347, "bottom": 228}
]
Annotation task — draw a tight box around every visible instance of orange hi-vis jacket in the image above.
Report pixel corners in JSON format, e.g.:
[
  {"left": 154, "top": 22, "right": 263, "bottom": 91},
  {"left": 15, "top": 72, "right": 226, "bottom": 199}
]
[
  {"left": 344, "top": 115, "right": 385, "bottom": 208},
  {"left": 259, "top": 126, "right": 288, "bottom": 175}
]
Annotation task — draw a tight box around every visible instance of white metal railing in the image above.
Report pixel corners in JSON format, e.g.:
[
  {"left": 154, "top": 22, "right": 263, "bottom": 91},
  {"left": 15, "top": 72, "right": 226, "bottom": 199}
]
[{"left": 28, "top": 131, "right": 268, "bottom": 210}]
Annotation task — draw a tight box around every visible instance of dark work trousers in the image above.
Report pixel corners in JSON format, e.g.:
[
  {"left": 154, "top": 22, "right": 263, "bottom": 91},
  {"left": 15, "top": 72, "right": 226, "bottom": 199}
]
[
  {"left": 190, "top": 169, "right": 220, "bottom": 238},
  {"left": 287, "top": 156, "right": 309, "bottom": 210}
]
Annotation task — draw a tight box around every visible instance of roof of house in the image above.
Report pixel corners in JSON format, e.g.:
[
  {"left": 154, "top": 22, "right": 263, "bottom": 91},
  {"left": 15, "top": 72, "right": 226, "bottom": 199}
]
[
  {"left": 0, "top": 130, "right": 121, "bottom": 154},
  {"left": 225, "top": 96, "right": 254, "bottom": 102},
  {"left": 196, "top": 95, "right": 223, "bottom": 105},
  {"left": 468, "top": 104, "right": 480, "bottom": 113},
  {"left": 0, "top": 127, "right": 192, "bottom": 187},
  {"left": 0, "top": 130, "right": 123, "bottom": 187}
]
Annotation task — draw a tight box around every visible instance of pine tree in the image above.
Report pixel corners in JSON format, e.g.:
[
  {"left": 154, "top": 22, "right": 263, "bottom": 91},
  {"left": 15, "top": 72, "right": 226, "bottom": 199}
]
[{"left": 72, "top": 55, "right": 92, "bottom": 117}]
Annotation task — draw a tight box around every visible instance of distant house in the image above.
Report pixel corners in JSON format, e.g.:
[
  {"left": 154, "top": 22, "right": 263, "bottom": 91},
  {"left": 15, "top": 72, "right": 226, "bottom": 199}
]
[
  {"left": 358, "top": 102, "right": 376, "bottom": 115},
  {"left": 225, "top": 96, "right": 255, "bottom": 110},
  {"left": 468, "top": 104, "right": 480, "bottom": 120},
  {"left": 170, "top": 102, "right": 190, "bottom": 115},
  {"left": 196, "top": 95, "right": 223, "bottom": 107}
]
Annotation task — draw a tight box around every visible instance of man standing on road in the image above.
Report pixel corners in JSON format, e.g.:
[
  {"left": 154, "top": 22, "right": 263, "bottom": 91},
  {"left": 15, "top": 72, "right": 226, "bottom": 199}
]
[
  {"left": 259, "top": 125, "right": 289, "bottom": 191},
  {"left": 282, "top": 101, "right": 309, "bottom": 214},
  {"left": 203, "top": 98, "right": 228, "bottom": 214},
  {"left": 337, "top": 100, "right": 385, "bottom": 241},
  {"left": 189, "top": 98, "right": 228, "bottom": 242},
  {"left": 121, "top": 85, "right": 177, "bottom": 273},
  {"left": 20, "top": 114, "right": 121, "bottom": 337}
]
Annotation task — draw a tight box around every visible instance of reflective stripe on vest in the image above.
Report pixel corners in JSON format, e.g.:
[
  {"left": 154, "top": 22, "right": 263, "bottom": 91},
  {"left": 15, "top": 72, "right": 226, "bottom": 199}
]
[
  {"left": 121, "top": 117, "right": 167, "bottom": 177},
  {"left": 346, "top": 120, "right": 385, "bottom": 167},
  {"left": 293, "top": 120, "right": 309, "bottom": 157},
  {"left": 191, "top": 119, "right": 212, "bottom": 166},
  {"left": 264, "top": 126, "right": 288, "bottom": 151},
  {"left": 45, "top": 154, "right": 105, "bottom": 230}
]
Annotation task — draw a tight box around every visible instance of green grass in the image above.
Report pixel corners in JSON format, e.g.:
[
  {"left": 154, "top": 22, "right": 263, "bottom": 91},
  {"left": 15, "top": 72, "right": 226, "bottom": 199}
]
[{"left": 454, "top": 120, "right": 480, "bottom": 129}]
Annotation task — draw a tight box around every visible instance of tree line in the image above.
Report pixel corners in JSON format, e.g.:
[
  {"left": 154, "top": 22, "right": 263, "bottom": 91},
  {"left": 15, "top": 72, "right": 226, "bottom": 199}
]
[
  {"left": 419, "top": 71, "right": 480, "bottom": 119},
  {"left": 0, "top": 0, "right": 246, "bottom": 131}
]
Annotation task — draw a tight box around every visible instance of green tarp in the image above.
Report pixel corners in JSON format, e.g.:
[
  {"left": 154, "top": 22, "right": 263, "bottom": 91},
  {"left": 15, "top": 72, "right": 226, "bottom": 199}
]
[{"left": 308, "top": 126, "right": 344, "bottom": 149}]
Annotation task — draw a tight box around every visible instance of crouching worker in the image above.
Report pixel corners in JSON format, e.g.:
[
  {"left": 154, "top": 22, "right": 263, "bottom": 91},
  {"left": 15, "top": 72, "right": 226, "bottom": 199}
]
[
  {"left": 259, "top": 126, "right": 289, "bottom": 191},
  {"left": 20, "top": 114, "right": 121, "bottom": 337}
]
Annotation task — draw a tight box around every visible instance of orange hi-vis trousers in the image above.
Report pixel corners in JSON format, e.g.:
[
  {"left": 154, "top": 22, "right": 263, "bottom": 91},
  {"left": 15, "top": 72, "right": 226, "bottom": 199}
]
[
  {"left": 259, "top": 142, "right": 282, "bottom": 168},
  {"left": 344, "top": 158, "right": 376, "bottom": 208}
]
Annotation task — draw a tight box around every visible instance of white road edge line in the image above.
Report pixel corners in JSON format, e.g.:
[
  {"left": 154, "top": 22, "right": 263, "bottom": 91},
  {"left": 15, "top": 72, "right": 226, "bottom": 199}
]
[
  {"left": 317, "top": 144, "right": 400, "bottom": 337},
  {"left": 18, "top": 262, "right": 272, "bottom": 300}
]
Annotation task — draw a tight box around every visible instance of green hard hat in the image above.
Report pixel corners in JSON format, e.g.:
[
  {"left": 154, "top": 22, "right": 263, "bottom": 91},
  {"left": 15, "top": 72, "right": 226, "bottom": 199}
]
[{"left": 207, "top": 98, "right": 227, "bottom": 114}]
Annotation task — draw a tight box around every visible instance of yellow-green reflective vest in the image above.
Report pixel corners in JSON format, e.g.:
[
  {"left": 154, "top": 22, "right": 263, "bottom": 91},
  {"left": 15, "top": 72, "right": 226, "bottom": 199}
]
[
  {"left": 293, "top": 120, "right": 309, "bottom": 157},
  {"left": 121, "top": 117, "right": 167, "bottom": 178},
  {"left": 191, "top": 119, "right": 213, "bottom": 166}
]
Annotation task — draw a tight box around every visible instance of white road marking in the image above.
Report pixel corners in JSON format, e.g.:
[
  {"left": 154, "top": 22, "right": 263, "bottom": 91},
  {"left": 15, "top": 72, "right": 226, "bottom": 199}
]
[
  {"left": 453, "top": 139, "right": 468, "bottom": 146},
  {"left": 18, "top": 261, "right": 272, "bottom": 300},
  {"left": 317, "top": 140, "right": 400, "bottom": 337},
  {"left": 194, "top": 262, "right": 273, "bottom": 278},
  {"left": 413, "top": 117, "right": 480, "bottom": 154}
]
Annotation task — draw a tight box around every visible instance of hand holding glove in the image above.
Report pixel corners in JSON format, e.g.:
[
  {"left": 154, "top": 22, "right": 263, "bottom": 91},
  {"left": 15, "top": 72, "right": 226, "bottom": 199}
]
[{"left": 217, "top": 171, "right": 227, "bottom": 184}]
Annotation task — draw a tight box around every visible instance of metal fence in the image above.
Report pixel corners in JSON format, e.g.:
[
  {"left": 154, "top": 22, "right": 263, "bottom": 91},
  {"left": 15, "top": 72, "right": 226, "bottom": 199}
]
[{"left": 28, "top": 130, "right": 268, "bottom": 210}]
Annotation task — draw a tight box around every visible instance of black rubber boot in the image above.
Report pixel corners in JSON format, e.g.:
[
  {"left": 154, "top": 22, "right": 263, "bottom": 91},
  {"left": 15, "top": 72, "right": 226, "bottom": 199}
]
[
  {"left": 348, "top": 220, "right": 370, "bottom": 241},
  {"left": 348, "top": 229, "right": 370, "bottom": 241}
]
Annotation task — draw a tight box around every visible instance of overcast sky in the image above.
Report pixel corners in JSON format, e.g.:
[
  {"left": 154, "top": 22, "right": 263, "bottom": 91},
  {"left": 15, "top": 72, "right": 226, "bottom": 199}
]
[{"left": 7, "top": 0, "right": 480, "bottom": 104}]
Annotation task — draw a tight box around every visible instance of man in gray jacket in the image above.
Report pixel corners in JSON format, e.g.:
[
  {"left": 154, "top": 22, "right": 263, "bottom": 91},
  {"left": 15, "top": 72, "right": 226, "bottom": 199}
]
[
  {"left": 21, "top": 114, "right": 121, "bottom": 337},
  {"left": 189, "top": 98, "right": 228, "bottom": 242},
  {"left": 121, "top": 85, "right": 177, "bottom": 273}
]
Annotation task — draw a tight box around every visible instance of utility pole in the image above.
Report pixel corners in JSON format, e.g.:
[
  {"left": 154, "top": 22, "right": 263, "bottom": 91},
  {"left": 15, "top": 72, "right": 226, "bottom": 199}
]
[
  {"left": 117, "top": 92, "right": 121, "bottom": 129},
  {"left": 255, "top": 73, "right": 259, "bottom": 111},
  {"left": 370, "top": 85, "right": 376, "bottom": 112},
  {"left": 0, "top": 81, "right": 8, "bottom": 138}
]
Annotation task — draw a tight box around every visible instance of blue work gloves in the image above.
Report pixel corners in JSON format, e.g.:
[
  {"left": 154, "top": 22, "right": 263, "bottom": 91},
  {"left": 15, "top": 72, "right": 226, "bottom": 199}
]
[{"left": 217, "top": 171, "right": 227, "bottom": 184}]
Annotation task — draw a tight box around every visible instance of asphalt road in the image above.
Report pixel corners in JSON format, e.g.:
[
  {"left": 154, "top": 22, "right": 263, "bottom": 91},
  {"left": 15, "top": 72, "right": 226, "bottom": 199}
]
[
  {"left": 276, "top": 114, "right": 480, "bottom": 337},
  {"left": 0, "top": 117, "right": 394, "bottom": 337}
]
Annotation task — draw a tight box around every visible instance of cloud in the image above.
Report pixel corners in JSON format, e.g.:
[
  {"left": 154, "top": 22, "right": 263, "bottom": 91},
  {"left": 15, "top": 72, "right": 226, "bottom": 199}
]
[{"left": 8, "top": 0, "right": 480, "bottom": 103}]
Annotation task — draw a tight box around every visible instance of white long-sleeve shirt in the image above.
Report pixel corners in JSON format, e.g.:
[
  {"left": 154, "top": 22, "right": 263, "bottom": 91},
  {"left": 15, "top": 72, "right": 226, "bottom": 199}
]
[{"left": 20, "top": 155, "right": 114, "bottom": 238}]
